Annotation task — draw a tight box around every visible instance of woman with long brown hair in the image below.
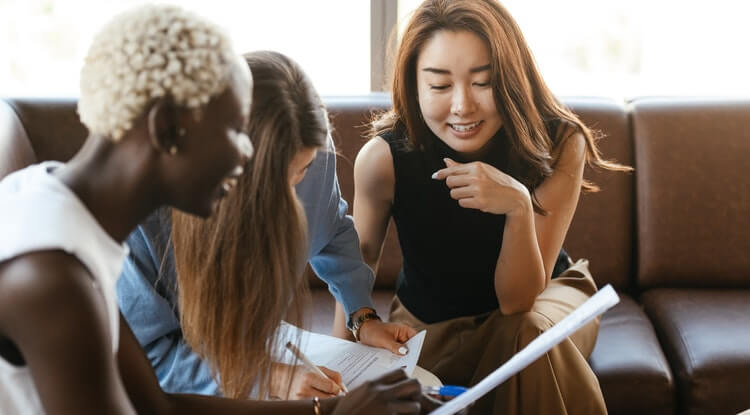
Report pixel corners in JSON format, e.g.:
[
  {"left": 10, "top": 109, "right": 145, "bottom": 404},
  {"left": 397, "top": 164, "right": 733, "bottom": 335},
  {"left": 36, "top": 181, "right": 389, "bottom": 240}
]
[
  {"left": 171, "top": 50, "right": 324, "bottom": 400},
  {"left": 349, "top": 0, "right": 631, "bottom": 413},
  {"left": 117, "top": 50, "right": 433, "bottom": 414}
]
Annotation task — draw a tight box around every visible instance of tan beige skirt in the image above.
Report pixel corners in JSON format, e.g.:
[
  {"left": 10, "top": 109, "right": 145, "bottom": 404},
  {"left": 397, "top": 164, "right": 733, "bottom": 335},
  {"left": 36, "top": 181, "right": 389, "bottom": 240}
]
[{"left": 390, "top": 259, "right": 608, "bottom": 415}]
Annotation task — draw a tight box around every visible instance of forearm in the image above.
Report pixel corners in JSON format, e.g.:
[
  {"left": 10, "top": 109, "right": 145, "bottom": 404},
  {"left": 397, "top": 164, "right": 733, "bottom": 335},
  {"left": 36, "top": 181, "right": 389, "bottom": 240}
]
[
  {"left": 494, "top": 202, "right": 546, "bottom": 315},
  {"left": 310, "top": 211, "right": 375, "bottom": 319},
  {"left": 332, "top": 302, "right": 354, "bottom": 340}
]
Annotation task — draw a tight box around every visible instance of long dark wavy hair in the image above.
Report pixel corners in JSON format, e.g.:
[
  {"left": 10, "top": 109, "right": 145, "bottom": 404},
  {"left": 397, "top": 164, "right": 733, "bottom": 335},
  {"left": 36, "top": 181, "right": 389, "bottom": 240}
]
[
  {"left": 171, "top": 51, "right": 328, "bottom": 399},
  {"left": 373, "top": 0, "right": 631, "bottom": 213}
]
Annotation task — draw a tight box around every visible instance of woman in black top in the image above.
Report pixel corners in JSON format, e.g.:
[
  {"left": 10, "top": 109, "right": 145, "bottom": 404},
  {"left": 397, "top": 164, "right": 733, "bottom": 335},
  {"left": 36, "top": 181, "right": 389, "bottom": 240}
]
[{"left": 346, "top": 0, "right": 630, "bottom": 414}]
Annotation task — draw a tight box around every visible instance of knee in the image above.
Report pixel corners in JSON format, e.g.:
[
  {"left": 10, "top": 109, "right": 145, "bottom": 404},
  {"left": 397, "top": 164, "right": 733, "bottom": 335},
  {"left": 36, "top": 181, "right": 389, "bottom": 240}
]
[{"left": 514, "top": 311, "right": 553, "bottom": 348}]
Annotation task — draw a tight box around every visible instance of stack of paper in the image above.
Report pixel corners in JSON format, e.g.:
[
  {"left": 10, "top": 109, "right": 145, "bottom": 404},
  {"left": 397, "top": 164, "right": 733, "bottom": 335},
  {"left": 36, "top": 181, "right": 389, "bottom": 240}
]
[{"left": 277, "top": 322, "right": 427, "bottom": 389}]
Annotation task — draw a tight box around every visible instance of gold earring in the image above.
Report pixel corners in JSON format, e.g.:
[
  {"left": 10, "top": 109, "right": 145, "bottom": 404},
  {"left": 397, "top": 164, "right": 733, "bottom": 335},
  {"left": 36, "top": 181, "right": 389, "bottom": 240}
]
[{"left": 169, "top": 145, "right": 178, "bottom": 155}]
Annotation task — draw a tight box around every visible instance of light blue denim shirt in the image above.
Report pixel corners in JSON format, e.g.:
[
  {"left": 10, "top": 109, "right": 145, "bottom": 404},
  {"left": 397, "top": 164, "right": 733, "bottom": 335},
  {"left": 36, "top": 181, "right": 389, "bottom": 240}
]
[{"left": 116, "top": 135, "right": 375, "bottom": 395}]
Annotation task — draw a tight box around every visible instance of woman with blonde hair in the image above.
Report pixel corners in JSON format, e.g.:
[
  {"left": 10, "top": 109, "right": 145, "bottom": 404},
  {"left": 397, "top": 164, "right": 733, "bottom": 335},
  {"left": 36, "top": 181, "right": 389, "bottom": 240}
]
[
  {"left": 0, "top": 5, "right": 424, "bottom": 414},
  {"left": 348, "top": 0, "right": 631, "bottom": 413}
]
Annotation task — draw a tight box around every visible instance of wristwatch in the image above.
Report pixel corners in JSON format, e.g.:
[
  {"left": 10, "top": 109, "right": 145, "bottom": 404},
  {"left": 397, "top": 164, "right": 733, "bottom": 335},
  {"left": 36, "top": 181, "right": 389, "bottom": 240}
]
[{"left": 349, "top": 309, "right": 381, "bottom": 342}]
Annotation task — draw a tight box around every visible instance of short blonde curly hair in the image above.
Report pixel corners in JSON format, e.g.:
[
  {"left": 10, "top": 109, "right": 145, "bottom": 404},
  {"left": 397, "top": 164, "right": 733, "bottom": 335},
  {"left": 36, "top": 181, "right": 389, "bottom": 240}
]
[{"left": 78, "top": 4, "right": 237, "bottom": 141}]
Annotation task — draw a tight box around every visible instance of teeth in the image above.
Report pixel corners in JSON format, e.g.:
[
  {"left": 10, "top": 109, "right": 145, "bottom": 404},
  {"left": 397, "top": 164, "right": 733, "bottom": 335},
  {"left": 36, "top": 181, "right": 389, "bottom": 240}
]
[{"left": 451, "top": 121, "right": 481, "bottom": 132}]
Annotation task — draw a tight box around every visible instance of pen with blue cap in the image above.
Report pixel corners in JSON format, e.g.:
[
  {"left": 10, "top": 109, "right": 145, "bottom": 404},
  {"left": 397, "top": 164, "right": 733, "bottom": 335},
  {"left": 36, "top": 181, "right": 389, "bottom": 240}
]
[{"left": 423, "top": 385, "right": 469, "bottom": 397}]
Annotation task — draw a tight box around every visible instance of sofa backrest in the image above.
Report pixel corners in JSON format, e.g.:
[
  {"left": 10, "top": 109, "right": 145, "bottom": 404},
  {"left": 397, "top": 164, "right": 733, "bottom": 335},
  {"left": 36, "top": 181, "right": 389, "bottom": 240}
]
[
  {"left": 0, "top": 99, "right": 37, "bottom": 177},
  {"left": 562, "top": 98, "right": 635, "bottom": 291},
  {"left": 10, "top": 96, "right": 746, "bottom": 293},
  {"left": 1, "top": 95, "right": 637, "bottom": 292},
  {"left": 633, "top": 98, "right": 750, "bottom": 288},
  {"left": 1, "top": 98, "right": 87, "bottom": 169}
]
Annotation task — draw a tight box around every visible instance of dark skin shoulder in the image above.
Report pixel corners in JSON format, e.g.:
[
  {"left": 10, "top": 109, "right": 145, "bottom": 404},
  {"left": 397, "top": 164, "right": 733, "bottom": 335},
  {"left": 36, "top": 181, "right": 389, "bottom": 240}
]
[{"left": 0, "top": 250, "right": 136, "bottom": 414}]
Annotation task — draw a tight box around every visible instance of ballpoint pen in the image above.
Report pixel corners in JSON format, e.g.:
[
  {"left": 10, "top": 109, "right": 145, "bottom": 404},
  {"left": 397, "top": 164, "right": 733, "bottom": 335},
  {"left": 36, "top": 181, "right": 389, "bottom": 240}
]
[
  {"left": 422, "top": 385, "right": 469, "bottom": 398},
  {"left": 285, "top": 341, "right": 349, "bottom": 395}
]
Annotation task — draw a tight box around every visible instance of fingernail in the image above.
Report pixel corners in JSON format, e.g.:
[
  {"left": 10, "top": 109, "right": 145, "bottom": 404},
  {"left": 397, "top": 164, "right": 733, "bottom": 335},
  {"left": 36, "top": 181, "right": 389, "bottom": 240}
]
[
  {"left": 399, "top": 346, "right": 408, "bottom": 355},
  {"left": 431, "top": 171, "right": 439, "bottom": 179}
]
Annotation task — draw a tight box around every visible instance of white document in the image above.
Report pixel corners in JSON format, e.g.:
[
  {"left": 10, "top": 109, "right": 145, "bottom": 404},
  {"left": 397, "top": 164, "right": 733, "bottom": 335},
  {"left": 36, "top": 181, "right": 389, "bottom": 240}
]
[
  {"left": 277, "top": 323, "right": 427, "bottom": 389},
  {"left": 429, "top": 284, "right": 620, "bottom": 415}
]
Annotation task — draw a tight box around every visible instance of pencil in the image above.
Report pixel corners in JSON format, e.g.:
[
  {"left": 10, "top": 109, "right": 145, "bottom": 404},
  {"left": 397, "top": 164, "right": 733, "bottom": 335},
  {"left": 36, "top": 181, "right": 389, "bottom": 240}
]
[{"left": 285, "top": 341, "right": 349, "bottom": 394}]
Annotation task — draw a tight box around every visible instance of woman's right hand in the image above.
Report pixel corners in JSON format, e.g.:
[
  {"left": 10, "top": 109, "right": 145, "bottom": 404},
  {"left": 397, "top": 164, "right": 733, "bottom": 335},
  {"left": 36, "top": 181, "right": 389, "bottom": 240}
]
[{"left": 326, "top": 369, "right": 422, "bottom": 415}]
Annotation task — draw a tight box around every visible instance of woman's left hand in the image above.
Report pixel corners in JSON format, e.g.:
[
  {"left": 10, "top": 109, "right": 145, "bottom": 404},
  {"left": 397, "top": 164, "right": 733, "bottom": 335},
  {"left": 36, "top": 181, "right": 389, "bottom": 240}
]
[
  {"left": 432, "top": 158, "right": 531, "bottom": 217},
  {"left": 359, "top": 320, "right": 418, "bottom": 356}
]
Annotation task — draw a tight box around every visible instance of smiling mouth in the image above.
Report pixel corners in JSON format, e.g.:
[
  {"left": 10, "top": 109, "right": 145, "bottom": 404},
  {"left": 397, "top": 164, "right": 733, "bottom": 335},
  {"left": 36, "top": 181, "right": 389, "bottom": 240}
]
[{"left": 449, "top": 121, "right": 482, "bottom": 133}]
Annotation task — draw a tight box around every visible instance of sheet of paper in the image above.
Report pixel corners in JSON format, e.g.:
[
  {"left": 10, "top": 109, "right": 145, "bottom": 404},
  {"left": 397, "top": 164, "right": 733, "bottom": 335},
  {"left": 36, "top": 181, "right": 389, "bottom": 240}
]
[
  {"left": 429, "top": 284, "right": 620, "bottom": 415},
  {"left": 277, "top": 323, "right": 427, "bottom": 389}
]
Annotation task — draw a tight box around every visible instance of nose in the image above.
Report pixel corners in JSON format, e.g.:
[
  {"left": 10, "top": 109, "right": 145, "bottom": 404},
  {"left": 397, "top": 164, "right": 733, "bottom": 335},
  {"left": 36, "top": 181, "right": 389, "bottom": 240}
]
[{"left": 451, "top": 85, "right": 477, "bottom": 117}]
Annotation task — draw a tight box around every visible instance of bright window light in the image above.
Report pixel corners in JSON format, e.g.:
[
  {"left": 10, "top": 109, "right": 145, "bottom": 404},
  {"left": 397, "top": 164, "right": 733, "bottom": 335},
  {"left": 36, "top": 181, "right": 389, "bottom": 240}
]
[
  {"left": 398, "top": 0, "right": 750, "bottom": 99},
  {"left": 0, "top": 1, "right": 370, "bottom": 96}
]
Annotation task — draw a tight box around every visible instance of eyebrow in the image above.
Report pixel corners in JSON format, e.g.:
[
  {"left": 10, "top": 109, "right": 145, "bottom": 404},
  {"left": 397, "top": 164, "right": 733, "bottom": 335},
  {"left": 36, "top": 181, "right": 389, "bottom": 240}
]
[{"left": 421, "top": 64, "right": 491, "bottom": 74}]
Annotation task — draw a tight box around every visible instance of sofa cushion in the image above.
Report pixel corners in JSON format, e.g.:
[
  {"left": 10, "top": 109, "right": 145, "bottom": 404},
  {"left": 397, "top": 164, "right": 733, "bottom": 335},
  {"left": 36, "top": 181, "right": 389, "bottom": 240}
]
[
  {"left": 589, "top": 294, "right": 674, "bottom": 415},
  {"left": 633, "top": 98, "right": 750, "bottom": 288},
  {"left": 642, "top": 289, "right": 750, "bottom": 415}
]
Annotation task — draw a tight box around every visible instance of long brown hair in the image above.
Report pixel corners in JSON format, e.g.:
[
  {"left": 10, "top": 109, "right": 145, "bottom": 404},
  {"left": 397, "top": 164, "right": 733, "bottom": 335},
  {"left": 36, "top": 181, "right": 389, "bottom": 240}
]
[
  {"left": 171, "top": 51, "right": 328, "bottom": 399},
  {"left": 373, "top": 0, "right": 631, "bottom": 213}
]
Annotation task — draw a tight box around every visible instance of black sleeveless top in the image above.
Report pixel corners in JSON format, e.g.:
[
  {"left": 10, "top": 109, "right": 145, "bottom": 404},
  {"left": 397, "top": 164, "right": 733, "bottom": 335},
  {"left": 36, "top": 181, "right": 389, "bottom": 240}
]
[{"left": 383, "top": 127, "right": 570, "bottom": 323}]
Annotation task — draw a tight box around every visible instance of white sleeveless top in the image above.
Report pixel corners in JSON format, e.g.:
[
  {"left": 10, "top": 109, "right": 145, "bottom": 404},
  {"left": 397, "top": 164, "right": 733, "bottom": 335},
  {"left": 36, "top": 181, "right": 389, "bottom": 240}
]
[{"left": 0, "top": 162, "right": 127, "bottom": 414}]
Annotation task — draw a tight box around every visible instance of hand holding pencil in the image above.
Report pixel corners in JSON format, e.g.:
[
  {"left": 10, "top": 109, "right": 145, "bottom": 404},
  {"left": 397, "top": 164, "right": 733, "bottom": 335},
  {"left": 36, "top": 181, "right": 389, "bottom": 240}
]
[{"left": 286, "top": 342, "right": 348, "bottom": 398}]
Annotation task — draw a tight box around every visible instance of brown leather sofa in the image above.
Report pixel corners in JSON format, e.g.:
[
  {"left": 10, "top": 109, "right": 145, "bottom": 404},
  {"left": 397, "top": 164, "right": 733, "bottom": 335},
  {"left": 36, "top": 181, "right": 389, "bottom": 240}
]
[{"left": 2, "top": 95, "right": 749, "bottom": 415}]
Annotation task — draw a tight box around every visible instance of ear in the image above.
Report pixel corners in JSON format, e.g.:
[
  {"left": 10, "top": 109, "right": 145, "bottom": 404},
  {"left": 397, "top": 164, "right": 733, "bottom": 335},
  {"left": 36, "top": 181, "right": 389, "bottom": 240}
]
[{"left": 147, "top": 99, "right": 178, "bottom": 154}]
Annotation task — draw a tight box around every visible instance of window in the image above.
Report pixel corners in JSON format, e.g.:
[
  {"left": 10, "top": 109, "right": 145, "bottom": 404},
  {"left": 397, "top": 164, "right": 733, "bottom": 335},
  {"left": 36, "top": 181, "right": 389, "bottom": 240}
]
[
  {"left": 0, "top": 0, "right": 370, "bottom": 96},
  {"left": 2, "top": 1, "right": 750, "bottom": 98},
  {"left": 397, "top": 0, "right": 750, "bottom": 99}
]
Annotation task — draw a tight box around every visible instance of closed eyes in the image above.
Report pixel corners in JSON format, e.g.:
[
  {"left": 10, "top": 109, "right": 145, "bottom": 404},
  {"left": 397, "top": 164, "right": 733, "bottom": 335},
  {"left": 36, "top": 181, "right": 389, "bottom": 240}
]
[{"left": 428, "top": 81, "right": 491, "bottom": 90}]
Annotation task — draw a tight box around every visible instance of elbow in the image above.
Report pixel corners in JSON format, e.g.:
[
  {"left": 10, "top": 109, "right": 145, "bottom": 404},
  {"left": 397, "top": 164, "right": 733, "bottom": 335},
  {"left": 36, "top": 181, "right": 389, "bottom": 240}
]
[
  {"left": 359, "top": 245, "right": 381, "bottom": 272},
  {"left": 496, "top": 275, "right": 545, "bottom": 316}
]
